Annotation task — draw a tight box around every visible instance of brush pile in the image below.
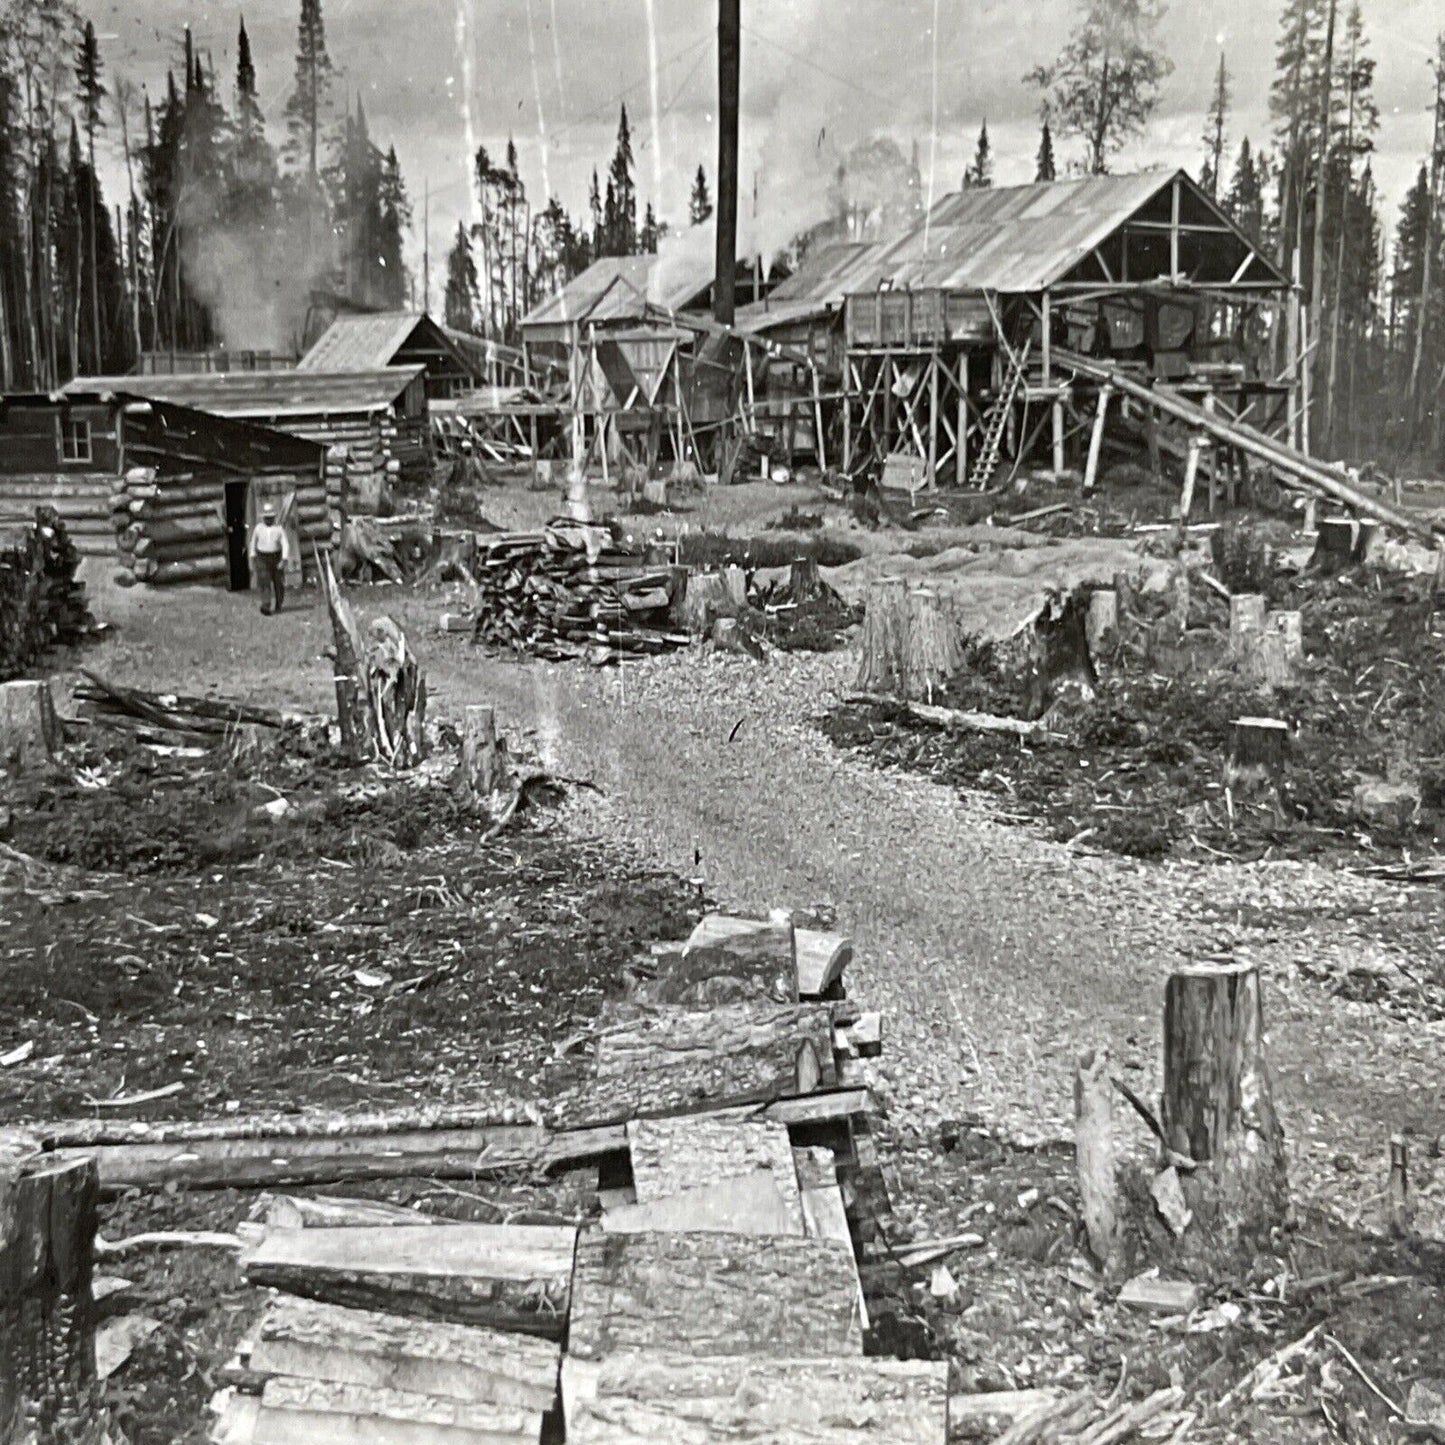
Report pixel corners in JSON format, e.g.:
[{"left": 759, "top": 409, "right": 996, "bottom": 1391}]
[
  {"left": 0, "top": 509, "right": 95, "bottom": 680},
  {"left": 73, "top": 670, "right": 293, "bottom": 749},
  {"left": 471, "top": 520, "right": 690, "bottom": 663}
]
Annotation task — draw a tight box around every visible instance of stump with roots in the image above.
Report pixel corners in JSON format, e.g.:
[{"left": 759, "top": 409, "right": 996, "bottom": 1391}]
[{"left": 1160, "top": 960, "right": 1288, "bottom": 1258}]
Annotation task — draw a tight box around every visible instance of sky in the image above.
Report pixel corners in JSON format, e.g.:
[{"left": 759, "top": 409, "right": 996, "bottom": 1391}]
[{"left": 83, "top": 0, "right": 1443, "bottom": 309}]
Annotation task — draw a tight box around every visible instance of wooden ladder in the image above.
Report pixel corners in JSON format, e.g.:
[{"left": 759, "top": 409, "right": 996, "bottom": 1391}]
[{"left": 968, "top": 340, "right": 1030, "bottom": 488}]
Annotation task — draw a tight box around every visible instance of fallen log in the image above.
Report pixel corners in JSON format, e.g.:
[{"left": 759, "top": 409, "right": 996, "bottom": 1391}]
[
  {"left": 849, "top": 692, "right": 1049, "bottom": 739},
  {"left": 242, "top": 1223, "right": 576, "bottom": 1336},
  {"left": 249, "top": 1297, "right": 559, "bottom": 1413}
]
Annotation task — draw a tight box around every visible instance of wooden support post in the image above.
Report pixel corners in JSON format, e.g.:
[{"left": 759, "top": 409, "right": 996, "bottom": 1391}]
[
  {"left": 926, "top": 348, "right": 939, "bottom": 489},
  {"left": 955, "top": 353, "right": 968, "bottom": 486},
  {"left": 811, "top": 365, "right": 827, "bottom": 472},
  {"left": 1386, "top": 1132, "right": 1411, "bottom": 1236},
  {"left": 1179, "top": 436, "right": 1204, "bottom": 520},
  {"left": 1083, "top": 385, "right": 1111, "bottom": 492},
  {"left": 1286, "top": 253, "right": 1302, "bottom": 452},
  {"left": 1040, "top": 290, "right": 1052, "bottom": 388},
  {"left": 1203, "top": 394, "right": 1218, "bottom": 513},
  {"left": 1161, "top": 961, "right": 1288, "bottom": 1253},
  {"left": 1074, "top": 1049, "right": 1122, "bottom": 1279},
  {"left": 1051, "top": 398, "right": 1065, "bottom": 476},
  {"left": 842, "top": 366, "right": 853, "bottom": 472}
]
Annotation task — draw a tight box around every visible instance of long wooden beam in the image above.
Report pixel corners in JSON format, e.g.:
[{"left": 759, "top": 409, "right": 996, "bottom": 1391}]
[{"left": 1054, "top": 348, "right": 1435, "bottom": 541}]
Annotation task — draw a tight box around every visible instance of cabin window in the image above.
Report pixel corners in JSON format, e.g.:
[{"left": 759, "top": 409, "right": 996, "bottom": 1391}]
[{"left": 61, "top": 418, "right": 93, "bottom": 464}]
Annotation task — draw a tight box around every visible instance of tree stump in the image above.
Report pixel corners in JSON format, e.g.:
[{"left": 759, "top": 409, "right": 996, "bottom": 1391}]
[
  {"left": 1085, "top": 589, "right": 1118, "bottom": 658},
  {"left": 904, "top": 588, "right": 961, "bottom": 702},
  {"left": 721, "top": 565, "right": 748, "bottom": 610},
  {"left": 1074, "top": 1048, "right": 1122, "bottom": 1279},
  {"left": 460, "top": 705, "right": 506, "bottom": 800},
  {"left": 855, "top": 576, "right": 909, "bottom": 695},
  {"left": 1267, "top": 610, "right": 1302, "bottom": 665},
  {"left": 1160, "top": 961, "right": 1288, "bottom": 1255},
  {"left": 1227, "top": 595, "right": 1266, "bottom": 657},
  {"left": 681, "top": 573, "right": 733, "bottom": 636},
  {"left": 788, "top": 556, "right": 824, "bottom": 606},
  {"left": 1386, "top": 1132, "right": 1411, "bottom": 1237},
  {"left": 1311, "top": 516, "right": 1357, "bottom": 571},
  {"left": 0, "top": 679, "right": 60, "bottom": 776},
  {"left": 319, "top": 552, "right": 377, "bottom": 761}
]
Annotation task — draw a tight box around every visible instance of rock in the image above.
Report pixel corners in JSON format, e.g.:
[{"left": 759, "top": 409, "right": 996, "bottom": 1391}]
[
  {"left": 1150, "top": 1166, "right": 1193, "bottom": 1238},
  {"left": 1406, "top": 1379, "right": 1445, "bottom": 1436},
  {"left": 1351, "top": 779, "right": 1419, "bottom": 829},
  {"left": 1117, "top": 1275, "right": 1200, "bottom": 1314}
]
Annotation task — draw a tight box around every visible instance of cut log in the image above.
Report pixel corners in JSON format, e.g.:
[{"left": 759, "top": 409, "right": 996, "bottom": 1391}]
[
  {"left": 250, "top": 1297, "right": 559, "bottom": 1412},
  {"left": 0, "top": 679, "right": 60, "bottom": 775},
  {"left": 562, "top": 1355, "right": 948, "bottom": 1444},
  {"left": 1160, "top": 961, "right": 1288, "bottom": 1255},
  {"left": 626, "top": 1115, "right": 799, "bottom": 1207},
  {"left": 251, "top": 1376, "right": 539, "bottom": 1445},
  {"left": 567, "top": 1231, "right": 864, "bottom": 1362},
  {"left": 663, "top": 912, "right": 799, "bottom": 1005},
  {"left": 676, "top": 913, "right": 848, "bottom": 999},
  {"left": 583, "top": 1000, "right": 835, "bottom": 1122},
  {"left": 850, "top": 693, "right": 1047, "bottom": 739},
  {"left": 241, "top": 1224, "right": 576, "bottom": 1335},
  {"left": 1074, "top": 1047, "right": 1122, "bottom": 1280}
]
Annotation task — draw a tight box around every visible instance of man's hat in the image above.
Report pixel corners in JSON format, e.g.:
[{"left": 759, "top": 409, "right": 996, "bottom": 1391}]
[{"left": 261, "top": 503, "right": 276, "bottom": 518}]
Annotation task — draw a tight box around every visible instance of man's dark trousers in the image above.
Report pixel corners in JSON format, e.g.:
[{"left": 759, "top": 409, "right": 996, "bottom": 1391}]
[{"left": 255, "top": 551, "right": 284, "bottom": 614}]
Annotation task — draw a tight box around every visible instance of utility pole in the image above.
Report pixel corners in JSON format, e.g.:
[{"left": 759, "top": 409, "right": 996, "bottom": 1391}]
[
  {"left": 423, "top": 178, "right": 431, "bottom": 317},
  {"left": 714, "top": 0, "right": 740, "bottom": 325}
]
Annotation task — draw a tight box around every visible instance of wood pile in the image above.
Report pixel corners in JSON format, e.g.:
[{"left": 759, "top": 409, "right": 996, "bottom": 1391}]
[
  {"left": 0, "top": 474, "right": 114, "bottom": 556},
  {"left": 471, "top": 521, "right": 691, "bottom": 664},
  {"left": 0, "top": 509, "right": 96, "bottom": 681},
  {"left": 198, "top": 909, "right": 949, "bottom": 1441},
  {"left": 73, "top": 671, "right": 292, "bottom": 749}
]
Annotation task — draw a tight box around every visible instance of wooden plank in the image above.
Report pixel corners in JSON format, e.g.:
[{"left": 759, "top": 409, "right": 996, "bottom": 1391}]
[
  {"left": 794, "top": 1147, "right": 868, "bottom": 1330},
  {"left": 253, "top": 1377, "right": 539, "bottom": 1445},
  {"left": 601, "top": 1172, "right": 802, "bottom": 1237},
  {"left": 626, "top": 1116, "right": 797, "bottom": 1207},
  {"left": 568, "top": 1231, "right": 863, "bottom": 1362},
  {"left": 242, "top": 1225, "right": 576, "bottom": 1336},
  {"left": 562, "top": 1355, "right": 948, "bottom": 1444},
  {"left": 249, "top": 1298, "right": 559, "bottom": 1411}
]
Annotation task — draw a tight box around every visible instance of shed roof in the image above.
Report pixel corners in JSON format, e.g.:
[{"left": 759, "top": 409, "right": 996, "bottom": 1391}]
[
  {"left": 298, "top": 313, "right": 472, "bottom": 375},
  {"left": 843, "top": 169, "right": 1286, "bottom": 295},
  {"left": 64, "top": 367, "right": 425, "bottom": 419},
  {"left": 522, "top": 251, "right": 714, "bottom": 329}
]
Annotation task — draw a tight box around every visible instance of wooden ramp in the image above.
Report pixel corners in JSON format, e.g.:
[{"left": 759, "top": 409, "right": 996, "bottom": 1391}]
[{"left": 210, "top": 909, "right": 946, "bottom": 1442}]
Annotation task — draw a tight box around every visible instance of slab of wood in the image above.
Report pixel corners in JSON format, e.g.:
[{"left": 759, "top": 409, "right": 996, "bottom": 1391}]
[
  {"left": 626, "top": 1116, "right": 798, "bottom": 1207},
  {"left": 658, "top": 912, "right": 799, "bottom": 1004},
  {"left": 794, "top": 1145, "right": 868, "bottom": 1329},
  {"left": 568, "top": 1231, "right": 864, "bottom": 1362},
  {"left": 248, "top": 1298, "right": 560, "bottom": 1413},
  {"left": 600, "top": 1171, "right": 802, "bottom": 1237},
  {"left": 562, "top": 1354, "right": 948, "bottom": 1443},
  {"left": 250, "top": 1376, "right": 540, "bottom": 1444},
  {"left": 242, "top": 1224, "right": 577, "bottom": 1336},
  {"left": 681, "top": 914, "right": 852, "bottom": 998}
]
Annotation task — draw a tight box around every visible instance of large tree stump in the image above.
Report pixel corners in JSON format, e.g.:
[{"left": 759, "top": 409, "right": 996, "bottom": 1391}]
[
  {"left": 1, "top": 1142, "right": 103, "bottom": 1442},
  {"left": 460, "top": 705, "right": 505, "bottom": 799},
  {"left": 855, "top": 576, "right": 910, "bottom": 696},
  {"left": 788, "top": 555, "right": 824, "bottom": 605},
  {"left": 318, "top": 551, "right": 376, "bottom": 760},
  {"left": 904, "top": 588, "right": 962, "bottom": 702},
  {"left": 1160, "top": 961, "right": 1288, "bottom": 1255},
  {"left": 1228, "top": 595, "right": 1266, "bottom": 657},
  {"left": 680, "top": 572, "right": 734, "bottom": 636},
  {"left": 0, "top": 679, "right": 60, "bottom": 776}
]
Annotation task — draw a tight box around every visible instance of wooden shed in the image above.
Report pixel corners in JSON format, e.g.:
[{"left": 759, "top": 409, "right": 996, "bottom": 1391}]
[
  {"left": 0, "top": 392, "right": 330, "bottom": 588},
  {"left": 66, "top": 367, "right": 430, "bottom": 505},
  {"left": 299, "top": 313, "right": 479, "bottom": 399}
]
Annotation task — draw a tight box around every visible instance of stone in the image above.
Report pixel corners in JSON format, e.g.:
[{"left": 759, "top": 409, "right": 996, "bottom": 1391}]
[
  {"left": 1405, "top": 1378, "right": 1445, "bottom": 1435},
  {"left": 1117, "top": 1275, "right": 1200, "bottom": 1314},
  {"left": 1351, "top": 778, "right": 1420, "bottom": 829}
]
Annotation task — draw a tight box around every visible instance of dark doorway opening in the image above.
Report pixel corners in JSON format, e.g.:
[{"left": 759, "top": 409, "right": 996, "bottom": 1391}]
[{"left": 224, "top": 481, "right": 251, "bottom": 591}]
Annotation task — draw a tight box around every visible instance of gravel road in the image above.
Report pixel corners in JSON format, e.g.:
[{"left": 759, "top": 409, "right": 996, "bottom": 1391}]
[{"left": 78, "top": 576, "right": 1445, "bottom": 1237}]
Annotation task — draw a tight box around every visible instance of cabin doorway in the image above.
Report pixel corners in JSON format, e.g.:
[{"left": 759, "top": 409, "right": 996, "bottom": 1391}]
[{"left": 224, "top": 481, "right": 251, "bottom": 591}]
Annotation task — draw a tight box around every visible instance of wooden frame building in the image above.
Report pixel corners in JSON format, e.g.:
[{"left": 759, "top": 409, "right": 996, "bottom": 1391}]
[{"left": 299, "top": 313, "right": 480, "bottom": 400}]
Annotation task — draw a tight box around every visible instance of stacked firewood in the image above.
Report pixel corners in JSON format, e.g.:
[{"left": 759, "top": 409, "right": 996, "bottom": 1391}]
[
  {"left": 0, "top": 509, "right": 95, "bottom": 681},
  {"left": 471, "top": 520, "right": 690, "bottom": 664}
]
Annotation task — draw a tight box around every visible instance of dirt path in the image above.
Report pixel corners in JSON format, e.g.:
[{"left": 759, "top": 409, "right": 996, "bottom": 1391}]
[{"left": 74, "top": 574, "right": 1445, "bottom": 1234}]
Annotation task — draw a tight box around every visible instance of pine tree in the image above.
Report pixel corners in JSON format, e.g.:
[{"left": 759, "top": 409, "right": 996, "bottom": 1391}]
[
  {"left": 1270, "top": 0, "right": 1326, "bottom": 270},
  {"left": 230, "top": 16, "right": 278, "bottom": 220},
  {"left": 443, "top": 220, "right": 477, "bottom": 331},
  {"left": 689, "top": 164, "right": 712, "bottom": 225},
  {"left": 377, "top": 145, "right": 410, "bottom": 308},
  {"left": 1026, "top": 0, "right": 1173, "bottom": 175},
  {"left": 1035, "top": 117, "right": 1057, "bottom": 181},
  {"left": 964, "top": 121, "right": 993, "bottom": 188},
  {"left": 283, "top": 0, "right": 333, "bottom": 182},
  {"left": 1224, "top": 137, "right": 1265, "bottom": 242},
  {"left": 329, "top": 96, "right": 386, "bottom": 304},
  {"left": 73, "top": 20, "right": 107, "bottom": 372},
  {"left": 603, "top": 104, "right": 636, "bottom": 255},
  {"left": 639, "top": 200, "right": 661, "bottom": 253},
  {"left": 588, "top": 167, "right": 603, "bottom": 250},
  {"left": 1201, "top": 51, "right": 1230, "bottom": 197}
]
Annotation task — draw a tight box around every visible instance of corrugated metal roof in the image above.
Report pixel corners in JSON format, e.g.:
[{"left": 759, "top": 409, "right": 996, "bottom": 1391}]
[
  {"left": 297, "top": 313, "right": 431, "bottom": 371},
  {"left": 522, "top": 251, "right": 713, "bottom": 328},
  {"left": 64, "top": 368, "right": 425, "bottom": 418},
  {"left": 765, "top": 242, "right": 880, "bottom": 304}
]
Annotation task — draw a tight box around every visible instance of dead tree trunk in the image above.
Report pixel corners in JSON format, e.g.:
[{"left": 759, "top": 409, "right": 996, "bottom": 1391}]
[
  {"left": 1160, "top": 961, "right": 1288, "bottom": 1254},
  {"left": 318, "top": 551, "right": 376, "bottom": 761}
]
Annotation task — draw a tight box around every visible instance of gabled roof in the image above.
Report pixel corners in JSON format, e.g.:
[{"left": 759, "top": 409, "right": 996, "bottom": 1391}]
[
  {"left": 766, "top": 242, "right": 881, "bottom": 305},
  {"left": 522, "top": 252, "right": 714, "bottom": 329},
  {"left": 64, "top": 368, "right": 426, "bottom": 419},
  {"left": 842, "top": 169, "right": 1288, "bottom": 295},
  {"left": 298, "top": 313, "right": 473, "bottom": 375}
]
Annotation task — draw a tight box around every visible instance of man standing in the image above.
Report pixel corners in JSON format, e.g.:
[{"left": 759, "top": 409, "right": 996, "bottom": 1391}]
[{"left": 249, "top": 502, "right": 290, "bottom": 615}]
